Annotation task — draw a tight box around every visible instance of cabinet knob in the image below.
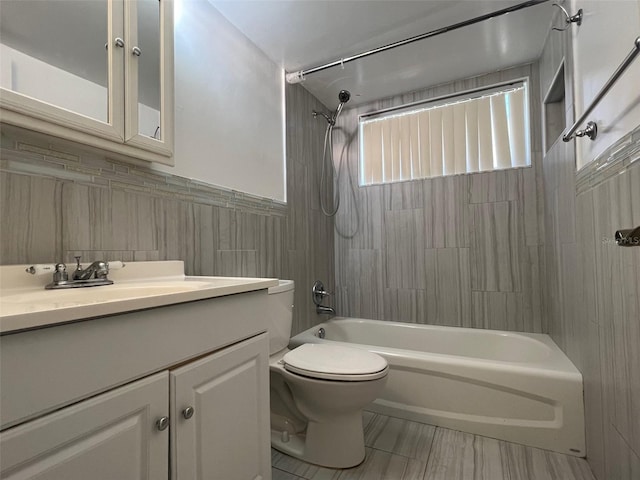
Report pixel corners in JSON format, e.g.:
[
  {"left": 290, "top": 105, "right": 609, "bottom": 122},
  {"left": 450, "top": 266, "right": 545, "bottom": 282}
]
[
  {"left": 156, "top": 416, "right": 169, "bottom": 431},
  {"left": 114, "top": 37, "right": 125, "bottom": 48},
  {"left": 182, "top": 406, "right": 195, "bottom": 420},
  {"left": 132, "top": 46, "right": 142, "bottom": 57}
]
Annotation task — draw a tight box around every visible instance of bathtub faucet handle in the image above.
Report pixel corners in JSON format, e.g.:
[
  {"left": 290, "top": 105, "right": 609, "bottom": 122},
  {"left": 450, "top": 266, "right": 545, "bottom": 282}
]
[
  {"left": 312, "top": 280, "right": 336, "bottom": 316},
  {"left": 312, "top": 280, "right": 332, "bottom": 306}
]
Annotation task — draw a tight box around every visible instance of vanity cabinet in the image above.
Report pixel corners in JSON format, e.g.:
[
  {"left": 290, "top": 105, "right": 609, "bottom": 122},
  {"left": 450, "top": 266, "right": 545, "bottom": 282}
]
[
  {"left": 0, "top": 372, "right": 170, "bottom": 479},
  {"left": 171, "top": 334, "right": 271, "bottom": 479},
  {"left": 0, "top": 288, "right": 274, "bottom": 480},
  {"left": 0, "top": 0, "right": 174, "bottom": 165},
  {"left": 0, "top": 334, "right": 270, "bottom": 480}
]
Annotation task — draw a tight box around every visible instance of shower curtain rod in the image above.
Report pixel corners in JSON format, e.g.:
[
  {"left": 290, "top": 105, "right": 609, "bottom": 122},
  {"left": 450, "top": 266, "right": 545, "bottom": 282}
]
[{"left": 285, "top": 0, "right": 550, "bottom": 84}]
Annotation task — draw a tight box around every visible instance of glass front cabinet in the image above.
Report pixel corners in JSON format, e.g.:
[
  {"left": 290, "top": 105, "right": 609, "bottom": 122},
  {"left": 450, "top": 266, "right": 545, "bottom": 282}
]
[{"left": 0, "top": 0, "right": 174, "bottom": 165}]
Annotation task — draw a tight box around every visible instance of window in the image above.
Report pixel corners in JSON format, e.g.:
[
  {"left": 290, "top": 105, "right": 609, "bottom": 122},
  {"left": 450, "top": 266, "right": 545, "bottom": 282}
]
[{"left": 359, "top": 81, "right": 531, "bottom": 186}]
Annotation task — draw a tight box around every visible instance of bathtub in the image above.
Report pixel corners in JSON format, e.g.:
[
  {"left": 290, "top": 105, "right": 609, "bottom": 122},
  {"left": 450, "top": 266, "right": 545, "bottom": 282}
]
[{"left": 290, "top": 317, "right": 585, "bottom": 457}]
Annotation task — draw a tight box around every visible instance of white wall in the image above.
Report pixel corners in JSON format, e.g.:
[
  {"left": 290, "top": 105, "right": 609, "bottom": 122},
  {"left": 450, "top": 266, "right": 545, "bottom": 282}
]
[
  {"left": 157, "top": 0, "right": 286, "bottom": 202},
  {"left": 571, "top": 0, "right": 640, "bottom": 169}
]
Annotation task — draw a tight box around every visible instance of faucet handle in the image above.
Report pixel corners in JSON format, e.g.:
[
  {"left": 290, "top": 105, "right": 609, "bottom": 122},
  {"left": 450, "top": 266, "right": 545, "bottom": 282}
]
[
  {"left": 53, "top": 263, "right": 68, "bottom": 283},
  {"left": 92, "top": 261, "right": 109, "bottom": 279},
  {"left": 312, "top": 280, "right": 332, "bottom": 306}
]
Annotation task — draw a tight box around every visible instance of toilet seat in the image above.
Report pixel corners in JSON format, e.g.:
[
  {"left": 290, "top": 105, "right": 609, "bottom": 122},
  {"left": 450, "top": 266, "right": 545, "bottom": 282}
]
[{"left": 282, "top": 343, "right": 388, "bottom": 381}]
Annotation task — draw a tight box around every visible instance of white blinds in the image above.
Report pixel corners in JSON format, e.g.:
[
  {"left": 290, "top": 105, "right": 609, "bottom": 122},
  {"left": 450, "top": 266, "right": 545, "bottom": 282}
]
[{"left": 360, "top": 85, "right": 530, "bottom": 186}]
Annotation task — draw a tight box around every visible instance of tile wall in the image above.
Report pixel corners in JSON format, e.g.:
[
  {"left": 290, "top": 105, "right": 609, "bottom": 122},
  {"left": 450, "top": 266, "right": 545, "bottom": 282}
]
[
  {"left": 0, "top": 83, "right": 334, "bottom": 335},
  {"left": 539, "top": 13, "right": 640, "bottom": 480},
  {"left": 331, "top": 64, "right": 546, "bottom": 332}
]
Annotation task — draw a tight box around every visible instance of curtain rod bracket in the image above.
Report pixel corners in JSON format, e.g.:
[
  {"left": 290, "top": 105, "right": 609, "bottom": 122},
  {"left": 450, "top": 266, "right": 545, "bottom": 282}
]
[
  {"left": 285, "top": 71, "right": 305, "bottom": 84},
  {"left": 552, "top": 4, "right": 583, "bottom": 31}
]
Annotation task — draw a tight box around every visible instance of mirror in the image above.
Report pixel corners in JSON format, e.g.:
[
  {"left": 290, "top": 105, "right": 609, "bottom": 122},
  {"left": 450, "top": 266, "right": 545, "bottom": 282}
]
[
  {"left": 137, "top": 0, "right": 162, "bottom": 140},
  {"left": 0, "top": 0, "right": 109, "bottom": 123}
]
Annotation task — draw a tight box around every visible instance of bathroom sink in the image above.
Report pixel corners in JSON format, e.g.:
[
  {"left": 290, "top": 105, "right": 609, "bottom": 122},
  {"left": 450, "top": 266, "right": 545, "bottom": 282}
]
[{"left": 0, "top": 261, "right": 279, "bottom": 333}]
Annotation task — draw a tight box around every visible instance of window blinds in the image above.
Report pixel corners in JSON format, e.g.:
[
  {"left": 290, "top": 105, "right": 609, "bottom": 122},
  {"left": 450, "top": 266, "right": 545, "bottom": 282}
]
[{"left": 360, "top": 85, "right": 530, "bottom": 186}]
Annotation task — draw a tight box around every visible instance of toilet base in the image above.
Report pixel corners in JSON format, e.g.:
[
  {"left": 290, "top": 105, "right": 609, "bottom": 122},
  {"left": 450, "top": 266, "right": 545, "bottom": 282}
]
[{"left": 271, "top": 413, "right": 366, "bottom": 469}]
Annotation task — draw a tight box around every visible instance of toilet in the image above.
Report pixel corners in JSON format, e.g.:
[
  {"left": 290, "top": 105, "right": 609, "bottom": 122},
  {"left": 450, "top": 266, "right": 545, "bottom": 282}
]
[{"left": 266, "top": 280, "right": 388, "bottom": 468}]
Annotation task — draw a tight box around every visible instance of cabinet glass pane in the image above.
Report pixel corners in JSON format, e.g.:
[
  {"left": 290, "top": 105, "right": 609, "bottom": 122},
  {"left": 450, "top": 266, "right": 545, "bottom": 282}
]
[
  {"left": 0, "top": 0, "right": 109, "bottom": 123},
  {"left": 137, "top": 0, "right": 162, "bottom": 140}
]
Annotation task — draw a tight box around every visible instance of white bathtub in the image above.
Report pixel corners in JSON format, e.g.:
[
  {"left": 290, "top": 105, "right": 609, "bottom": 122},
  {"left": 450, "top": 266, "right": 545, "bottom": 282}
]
[{"left": 290, "top": 317, "right": 585, "bottom": 457}]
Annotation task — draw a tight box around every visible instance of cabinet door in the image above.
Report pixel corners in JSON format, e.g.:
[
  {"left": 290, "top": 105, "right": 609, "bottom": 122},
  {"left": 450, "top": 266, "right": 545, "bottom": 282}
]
[
  {"left": 171, "top": 333, "right": 271, "bottom": 480},
  {"left": 124, "top": 0, "right": 174, "bottom": 156},
  {"left": 0, "top": 0, "right": 125, "bottom": 142},
  {"left": 0, "top": 372, "right": 169, "bottom": 480}
]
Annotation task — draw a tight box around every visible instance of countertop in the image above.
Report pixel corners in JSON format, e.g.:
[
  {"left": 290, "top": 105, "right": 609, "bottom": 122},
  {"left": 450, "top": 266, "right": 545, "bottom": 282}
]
[{"left": 0, "top": 261, "right": 278, "bottom": 334}]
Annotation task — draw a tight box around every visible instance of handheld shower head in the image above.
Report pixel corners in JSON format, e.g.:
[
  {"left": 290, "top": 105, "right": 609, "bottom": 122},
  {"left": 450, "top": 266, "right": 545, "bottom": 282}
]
[
  {"left": 332, "top": 89, "right": 351, "bottom": 124},
  {"left": 338, "top": 90, "right": 351, "bottom": 104},
  {"left": 312, "top": 90, "right": 352, "bottom": 125}
]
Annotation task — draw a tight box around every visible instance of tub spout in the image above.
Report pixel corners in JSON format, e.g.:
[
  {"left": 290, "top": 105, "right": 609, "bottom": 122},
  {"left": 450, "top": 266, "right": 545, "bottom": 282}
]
[{"left": 316, "top": 305, "right": 335, "bottom": 316}]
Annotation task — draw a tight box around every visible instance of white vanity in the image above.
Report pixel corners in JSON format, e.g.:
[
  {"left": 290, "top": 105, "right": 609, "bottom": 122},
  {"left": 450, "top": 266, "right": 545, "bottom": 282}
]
[{"left": 0, "top": 261, "right": 276, "bottom": 480}]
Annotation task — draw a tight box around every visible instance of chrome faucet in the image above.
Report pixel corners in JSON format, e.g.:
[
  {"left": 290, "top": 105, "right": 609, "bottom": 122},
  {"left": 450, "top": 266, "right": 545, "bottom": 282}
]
[
  {"left": 73, "top": 256, "right": 109, "bottom": 280},
  {"left": 312, "top": 280, "right": 336, "bottom": 316},
  {"left": 26, "top": 256, "right": 123, "bottom": 289},
  {"left": 316, "top": 305, "right": 336, "bottom": 315}
]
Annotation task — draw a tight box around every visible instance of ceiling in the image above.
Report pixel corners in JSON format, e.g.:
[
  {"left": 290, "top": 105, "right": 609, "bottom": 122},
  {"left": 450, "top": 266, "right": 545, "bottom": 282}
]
[{"left": 211, "top": 0, "right": 556, "bottom": 109}]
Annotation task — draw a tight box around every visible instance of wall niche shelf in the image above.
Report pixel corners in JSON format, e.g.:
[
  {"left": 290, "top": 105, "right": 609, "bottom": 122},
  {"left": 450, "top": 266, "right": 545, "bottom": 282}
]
[{"left": 543, "top": 61, "right": 566, "bottom": 152}]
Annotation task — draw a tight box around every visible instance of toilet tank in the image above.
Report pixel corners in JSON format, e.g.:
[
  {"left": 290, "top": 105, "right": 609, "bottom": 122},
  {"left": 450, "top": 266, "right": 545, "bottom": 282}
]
[{"left": 267, "top": 280, "right": 294, "bottom": 355}]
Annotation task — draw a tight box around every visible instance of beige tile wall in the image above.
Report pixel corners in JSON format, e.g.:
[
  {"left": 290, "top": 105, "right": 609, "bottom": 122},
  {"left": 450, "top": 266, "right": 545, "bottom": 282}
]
[
  {"left": 0, "top": 83, "right": 334, "bottom": 335},
  {"left": 539, "top": 11, "right": 640, "bottom": 479},
  {"left": 331, "top": 64, "right": 546, "bottom": 332}
]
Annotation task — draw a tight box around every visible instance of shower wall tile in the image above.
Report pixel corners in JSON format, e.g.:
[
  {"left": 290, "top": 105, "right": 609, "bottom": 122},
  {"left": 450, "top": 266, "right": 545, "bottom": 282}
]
[
  {"left": 581, "top": 322, "right": 605, "bottom": 480},
  {"left": 470, "top": 201, "right": 522, "bottom": 293},
  {"left": 522, "top": 165, "right": 541, "bottom": 246},
  {"left": 471, "top": 291, "right": 527, "bottom": 332},
  {"left": 285, "top": 160, "right": 309, "bottom": 251},
  {"left": 540, "top": 11, "right": 640, "bottom": 475},
  {"left": 352, "top": 184, "right": 385, "bottom": 251},
  {"left": 468, "top": 168, "right": 521, "bottom": 204},
  {"left": 434, "top": 248, "right": 471, "bottom": 327},
  {"left": 383, "top": 180, "right": 423, "bottom": 211},
  {"left": 559, "top": 243, "right": 580, "bottom": 361},
  {"left": 382, "top": 288, "right": 430, "bottom": 324},
  {"left": 345, "top": 249, "right": 384, "bottom": 320},
  {"left": 424, "top": 175, "right": 469, "bottom": 249},
  {"left": 333, "top": 64, "right": 544, "bottom": 332},
  {"left": 1, "top": 82, "right": 333, "bottom": 336},
  {"left": 384, "top": 210, "right": 426, "bottom": 289}
]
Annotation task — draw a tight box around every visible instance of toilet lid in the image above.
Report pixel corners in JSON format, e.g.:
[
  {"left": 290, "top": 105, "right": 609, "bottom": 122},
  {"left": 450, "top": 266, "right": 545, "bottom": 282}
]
[{"left": 283, "top": 344, "right": 388, "bottom": 381}]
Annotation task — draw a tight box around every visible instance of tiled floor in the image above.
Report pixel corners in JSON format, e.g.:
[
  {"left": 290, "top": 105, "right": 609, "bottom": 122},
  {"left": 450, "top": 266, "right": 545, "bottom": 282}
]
[{"left": 271, "top": 411, "right": 596, "bottom": 480}]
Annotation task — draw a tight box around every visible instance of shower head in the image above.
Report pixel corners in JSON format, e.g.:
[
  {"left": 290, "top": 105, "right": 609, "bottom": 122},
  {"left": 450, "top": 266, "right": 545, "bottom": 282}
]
[
  {"left": 332, "top": 89, "right": 351, "bottom": 124},
  {"left": 338, "top": 90, "right": 351, "bottom": 104},
  {"left": 312, "top": 90, "right": 352, "bottom": 125}
]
